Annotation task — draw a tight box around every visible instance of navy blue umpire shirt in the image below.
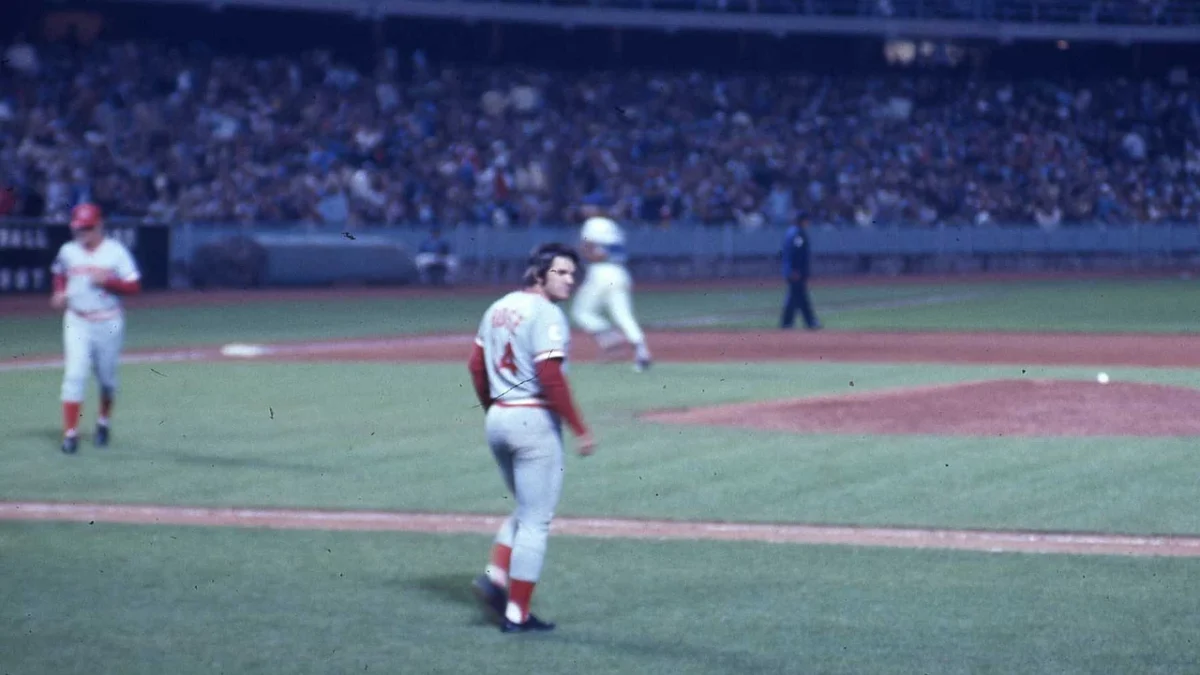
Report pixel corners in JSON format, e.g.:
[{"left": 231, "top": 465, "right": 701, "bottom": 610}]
[{"left": 781, "top": 223, "right": 811, "bottom": 281}]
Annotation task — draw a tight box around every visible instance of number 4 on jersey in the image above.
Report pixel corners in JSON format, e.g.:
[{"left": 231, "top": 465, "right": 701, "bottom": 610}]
[{"left": 496, "top": 342, "right": 518, "bottom": 375}]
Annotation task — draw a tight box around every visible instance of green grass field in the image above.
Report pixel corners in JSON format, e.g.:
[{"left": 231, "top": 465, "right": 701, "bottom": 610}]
[
  {"left": 3, "top": 276, "right": 1200, "bottom": 674},
  {"left": 4, "top": 524, "right": 1197, "bottom": 675}
]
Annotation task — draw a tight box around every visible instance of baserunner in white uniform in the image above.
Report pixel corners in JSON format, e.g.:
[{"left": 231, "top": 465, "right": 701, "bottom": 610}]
[
  {"left": 50, "top": 203, "right": 142, "bottom": 454},
  {"left": 467, "top": 242, "right": 596, "bottom": 634},
  {"left": 571, "top": 209, "right": 653, "bottom": 372}
]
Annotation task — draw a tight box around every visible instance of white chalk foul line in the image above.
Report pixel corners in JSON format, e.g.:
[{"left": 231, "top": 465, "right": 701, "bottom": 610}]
[
  {"left": 0, "top": 334, "right": 475, "bottom": 373},
  {"left": 649, "top": 291, "right": 992, "bottom": 329},
  {"left": 3, "top": 502, "right": 1199, "bottom": 558},
  {"left": 1, "top": 349, "right": 220, "bottom": 372}
]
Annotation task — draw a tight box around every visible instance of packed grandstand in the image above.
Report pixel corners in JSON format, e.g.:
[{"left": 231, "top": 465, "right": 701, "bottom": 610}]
[{"left": 2, "top": 3, "right": 1199, "bottom": 230}]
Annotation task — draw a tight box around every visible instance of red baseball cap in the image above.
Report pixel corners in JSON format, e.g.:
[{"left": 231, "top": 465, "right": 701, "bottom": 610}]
[{"left": 70, "top": 203, "right": 103, "bottom": 229}]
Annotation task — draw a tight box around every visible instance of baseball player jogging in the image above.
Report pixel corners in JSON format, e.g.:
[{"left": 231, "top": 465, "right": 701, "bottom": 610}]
[
  {"left": 467, "top": 242, "right": 596, "bottom": 634},
  {"left": 571, "top": 210, "right": 653, "bottom": 372},
  {"left": 50, "top": 203, "right": 142, "bottom": 454}
]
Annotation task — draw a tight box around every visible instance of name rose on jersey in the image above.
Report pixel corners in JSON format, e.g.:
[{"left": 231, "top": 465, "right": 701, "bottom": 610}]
[{"left": 490, "top": 307, "right": 525, "bottom": 333}]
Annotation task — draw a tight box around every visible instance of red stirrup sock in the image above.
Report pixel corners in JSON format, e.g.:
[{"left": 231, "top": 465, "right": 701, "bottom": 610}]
[
  {"left": 505, "top": 579, "right": 536, "bottom": 623},
  {"left": 99, "top": 395, "right": 113, "bottom": 425},
  {"left": 63, "top": 402, "right": 82, "bottom": 437}
]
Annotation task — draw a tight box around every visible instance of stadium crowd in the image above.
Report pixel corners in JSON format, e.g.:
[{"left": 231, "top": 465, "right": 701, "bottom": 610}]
[{"left": 2, "top": 36, "right": 1199, "bottom": 229}]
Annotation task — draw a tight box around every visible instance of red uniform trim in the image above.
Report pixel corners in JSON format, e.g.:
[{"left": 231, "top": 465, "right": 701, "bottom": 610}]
[{"left": 533, "top": 348, "right": 566, "bottom": 362}]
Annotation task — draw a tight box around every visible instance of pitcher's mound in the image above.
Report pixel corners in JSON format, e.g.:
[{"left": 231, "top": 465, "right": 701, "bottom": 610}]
[{"left": 641, "top": 379, "right": 1200, "bottom": 437}]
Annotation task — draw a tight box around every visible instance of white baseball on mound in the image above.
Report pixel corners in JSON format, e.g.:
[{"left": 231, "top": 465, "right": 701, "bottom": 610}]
[
  {"left": 1096, "top": 372, "right": 1110, "bottom": 384},
  {"left": 220, "top": 343, "right": 268, "bottom": 358}
]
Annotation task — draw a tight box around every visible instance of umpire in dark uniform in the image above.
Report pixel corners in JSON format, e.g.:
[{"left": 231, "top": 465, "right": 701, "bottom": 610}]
[{"left": 780, "top": 211, "right": 822, "bottom": 330}]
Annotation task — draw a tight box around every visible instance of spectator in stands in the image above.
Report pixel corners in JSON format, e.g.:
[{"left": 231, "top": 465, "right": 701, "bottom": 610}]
[
  {"left": 0, "top": 185, "right": 15, "bottom": 217},
  {"left": 415, "top": 227, "right": 456, "bottom": 286}
]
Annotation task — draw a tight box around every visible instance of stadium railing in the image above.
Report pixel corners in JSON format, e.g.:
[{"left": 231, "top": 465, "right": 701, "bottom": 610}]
[{"left": 102, "top": 0, "right": 1200, "bottom": 42}]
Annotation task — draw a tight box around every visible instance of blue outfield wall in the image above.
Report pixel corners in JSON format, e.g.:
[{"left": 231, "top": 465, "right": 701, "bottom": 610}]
[
  {"left": 172, "top": 221, "right": 1200, "bottom": 261},
  {"left": 6, "top": 219, "right": 1198, "bottom": 291},
  {"left": 165, "top": 221, "right": 1200, "bottom": 286}
]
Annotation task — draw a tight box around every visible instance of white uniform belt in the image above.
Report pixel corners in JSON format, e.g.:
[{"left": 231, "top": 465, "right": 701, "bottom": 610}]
[
  {"left": 69, "top": 308, "right": 122, "bottom": 321},
  {"left": 493, "top": 397, "right": 548, "bottom": 408}
]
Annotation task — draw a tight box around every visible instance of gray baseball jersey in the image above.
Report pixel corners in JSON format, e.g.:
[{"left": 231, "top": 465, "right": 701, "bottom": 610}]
[
  {"left": 51, "top": 238, "right": 140, "bottom": 317},
  {"left": 475, "top": 289, "right": 571, "bottom": 406}
]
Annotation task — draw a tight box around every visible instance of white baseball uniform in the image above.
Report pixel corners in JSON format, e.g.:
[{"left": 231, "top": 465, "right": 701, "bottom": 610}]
[
  {"left": 571, "top": 217, "right": 651, "bottom": 365},
  {"left": 51, "top": 237, "right": 140, "bottom": 404}
]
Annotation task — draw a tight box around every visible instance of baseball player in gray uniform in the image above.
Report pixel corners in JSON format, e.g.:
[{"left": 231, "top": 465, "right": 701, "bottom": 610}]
[
  {"left": 467, "top": 242, "right": 596, "bottom": 634},
  {"left": 50, "top": 203, "right": 142, "bottom": 454}
]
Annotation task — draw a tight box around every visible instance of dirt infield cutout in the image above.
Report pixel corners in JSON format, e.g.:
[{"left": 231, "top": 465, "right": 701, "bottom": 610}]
[
  {"left": 641, "top": 379, "right": 1200, "bottom": 437},
  {"left": 6, "top": 320, "right": 1200, "bottom": 557}
]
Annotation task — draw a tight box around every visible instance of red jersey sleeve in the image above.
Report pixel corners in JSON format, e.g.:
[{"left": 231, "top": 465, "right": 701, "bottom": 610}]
[
  {"left": 535, "top": 358, "right": 588, "bottom": 437},
  {"left": 467, "top": 342, "right": 491, "bottom": 412},
  {"left": 103, "top": 278, "right": 141, "bottom": 295}
]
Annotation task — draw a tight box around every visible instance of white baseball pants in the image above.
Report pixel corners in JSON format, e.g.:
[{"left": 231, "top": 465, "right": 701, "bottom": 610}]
[
  {"left": 485, "top": 404, "right": 565, "bottom": 584},
  {"left": 61, "top": 311, "right": 125, "bottom": 402},
  {"left": 571, "top": 262, "right": 647, "bottom": 348}
]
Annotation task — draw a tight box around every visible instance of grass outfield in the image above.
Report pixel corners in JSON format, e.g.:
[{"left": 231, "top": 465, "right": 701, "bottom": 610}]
[
  {"left": 3, "top": 523, "right": 1197, "bottom": 675},
  {"left": 3, "top": 276, "right": 1200, "bottom": 674}
]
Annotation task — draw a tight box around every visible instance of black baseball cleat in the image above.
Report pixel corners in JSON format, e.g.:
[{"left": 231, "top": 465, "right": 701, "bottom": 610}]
[
  {"left": 634, "top": 357, "right": 652, "bottom": 373},
  {"left": 95, "top": 423, "right": 110, "bottom": 448},
  {"left": 61, "top": 436, "right": 78, "bottom": 454},
  {"left": 500, "top": 614, "right": 556, "bottom": 634},
  {"left": 471, "top": 575, "right": 507, "bottom": 626}
]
